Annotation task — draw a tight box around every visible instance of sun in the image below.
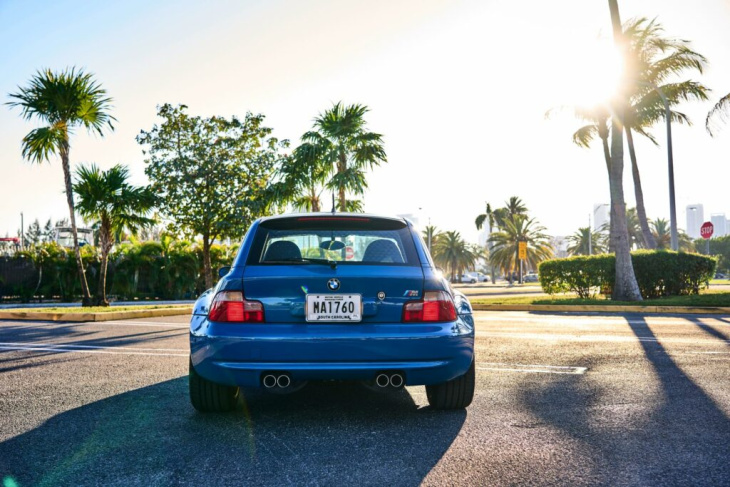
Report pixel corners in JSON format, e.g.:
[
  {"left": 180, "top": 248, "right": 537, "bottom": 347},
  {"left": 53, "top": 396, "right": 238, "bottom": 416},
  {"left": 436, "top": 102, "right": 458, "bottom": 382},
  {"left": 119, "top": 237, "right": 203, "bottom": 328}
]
[{"left": 567, "top": 39, "right": 624, "bottom": 108}]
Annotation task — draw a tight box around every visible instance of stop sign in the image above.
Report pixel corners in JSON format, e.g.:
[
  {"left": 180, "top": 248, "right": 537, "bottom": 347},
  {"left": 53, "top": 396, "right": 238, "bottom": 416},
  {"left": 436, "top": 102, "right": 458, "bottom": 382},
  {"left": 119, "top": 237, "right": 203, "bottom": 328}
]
[
  {"left": 700, "top": 221, "right": 714, "bottom": 239},
  {"left": 345, "top": 246, "right": 354, "bottom": 260}
]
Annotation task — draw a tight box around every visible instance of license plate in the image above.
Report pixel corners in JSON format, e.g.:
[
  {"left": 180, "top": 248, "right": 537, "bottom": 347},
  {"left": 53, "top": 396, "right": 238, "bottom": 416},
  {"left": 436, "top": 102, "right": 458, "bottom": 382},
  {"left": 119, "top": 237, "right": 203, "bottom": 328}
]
[{"left": 306, "top": 294, "right": 362, "bottom": 322}]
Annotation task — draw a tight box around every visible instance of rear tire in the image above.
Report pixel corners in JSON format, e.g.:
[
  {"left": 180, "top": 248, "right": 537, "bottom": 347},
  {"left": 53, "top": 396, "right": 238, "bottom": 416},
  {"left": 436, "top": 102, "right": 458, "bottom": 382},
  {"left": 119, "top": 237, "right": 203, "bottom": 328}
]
[
  {"left": 426, "top": 359, "right": 475, "bottom": 410},
  {"left": 189, "top": 358, "right": 238, "bottom": 412}
]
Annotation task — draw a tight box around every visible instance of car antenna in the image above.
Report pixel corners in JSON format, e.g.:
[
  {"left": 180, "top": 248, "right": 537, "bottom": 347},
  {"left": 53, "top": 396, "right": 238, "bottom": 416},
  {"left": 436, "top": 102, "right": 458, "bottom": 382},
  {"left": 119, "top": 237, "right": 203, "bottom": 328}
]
[{"left": 331, "top": 192, "right": 336, "bottom": 214}]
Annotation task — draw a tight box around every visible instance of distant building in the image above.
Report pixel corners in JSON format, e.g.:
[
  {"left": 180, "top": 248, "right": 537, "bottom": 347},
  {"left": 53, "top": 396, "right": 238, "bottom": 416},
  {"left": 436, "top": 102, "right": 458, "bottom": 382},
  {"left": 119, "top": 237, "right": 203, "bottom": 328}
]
[
  {"left": 593, "top": 204, "right": 610, "bottom": 233},
  {"left": 551, "top": 236, "right": 569, "bottom": 259},
  {"left": 711, "top": 214, "right": 727, "bottom": 237},
  {"left": 686, "top": 204, "right": 704, "bottom": 239},
  {"left": 477, "top": 228, "right": 489, "bottom": 247}
]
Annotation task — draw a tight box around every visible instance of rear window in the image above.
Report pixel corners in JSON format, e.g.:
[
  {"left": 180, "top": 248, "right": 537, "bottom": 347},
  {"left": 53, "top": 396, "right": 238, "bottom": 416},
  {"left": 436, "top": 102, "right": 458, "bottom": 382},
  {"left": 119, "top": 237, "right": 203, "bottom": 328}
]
[{"left": 247, "top": 216, "right": 420, "bottom": 266}]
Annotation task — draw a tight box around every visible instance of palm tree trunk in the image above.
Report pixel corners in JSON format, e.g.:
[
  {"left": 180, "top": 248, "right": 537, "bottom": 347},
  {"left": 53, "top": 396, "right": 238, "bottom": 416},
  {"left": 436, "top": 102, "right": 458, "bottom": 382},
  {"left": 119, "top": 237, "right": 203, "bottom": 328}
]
[
  {"left": 608, "top": 0, "right": 642, "bottom": 301},
  {"left": 625, "top": 128, "right": 657, "bottom": 249},
  {"left": 60, "top": 143, "right": 92, "bottom": 306},
  {"left": 203, "top": 235, "right": 214, "bottom": 290},
  {"left": 599, "top": 135, "right": 617, "bottom": 253},
  {"left": 338, "top": 152, "right": 347, "bottom": 212},
  {"left": 97, "top": 223, "right": 112, "bottom": 306}
]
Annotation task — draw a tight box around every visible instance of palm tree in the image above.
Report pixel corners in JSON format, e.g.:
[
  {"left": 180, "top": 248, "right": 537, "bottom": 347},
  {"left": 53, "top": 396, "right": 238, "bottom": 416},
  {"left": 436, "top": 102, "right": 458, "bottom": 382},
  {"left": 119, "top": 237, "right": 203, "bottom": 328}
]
[
  {"left": 651, "top": 218, "right": 672, "bottom": 249},
  {"left": 432, "top": 231, "right": 475, "bottom": 282},
  {"left": 489, "top": 214, "right": 553, "bottom": 282},
  {"left": 295, "top": 102, "right": 386, "bottom": 211},
  {"left": 475, "top": 202, "right": 498, "bottom": 283},
  {"left": 567, "top": 227, "right": 606, "bottom": 256},
  {"left": 491, "top": 197, "right": 528, "bottom": 229},
  {"left": 422, "top": 225, "right": 441, "bottom": 255},
  {"left": 607, "top": 0, "right": 643, "bottom": 300},
  {"left": 7, "top": 68, "right": 115, "bottom": 306},
  {"left": 622, "top": 17, "right": 708, "bottom": 249},
  {"left": 73, "top": 164, "right": 156, "bottom": 305},
  {"left": 706, "top": 93, "right": 730, "bottom": 136},
  {"left": 625, "top": 207, "right": 643, "bottom": 249}
]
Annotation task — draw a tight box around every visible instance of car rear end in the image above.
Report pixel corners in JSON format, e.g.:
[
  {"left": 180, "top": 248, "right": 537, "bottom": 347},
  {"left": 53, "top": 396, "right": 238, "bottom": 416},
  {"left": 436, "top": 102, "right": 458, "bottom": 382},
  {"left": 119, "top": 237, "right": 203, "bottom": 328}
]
[{"left": 189, "top": 214, "right": 474, "bottom": 409}]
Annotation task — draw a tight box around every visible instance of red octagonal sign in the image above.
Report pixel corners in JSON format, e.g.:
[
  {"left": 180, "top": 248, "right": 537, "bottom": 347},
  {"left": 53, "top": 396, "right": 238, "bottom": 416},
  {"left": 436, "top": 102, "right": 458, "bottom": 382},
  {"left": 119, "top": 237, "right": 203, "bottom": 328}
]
[{"left": 700, "top": 221, "right": 714, "bottom": 239}]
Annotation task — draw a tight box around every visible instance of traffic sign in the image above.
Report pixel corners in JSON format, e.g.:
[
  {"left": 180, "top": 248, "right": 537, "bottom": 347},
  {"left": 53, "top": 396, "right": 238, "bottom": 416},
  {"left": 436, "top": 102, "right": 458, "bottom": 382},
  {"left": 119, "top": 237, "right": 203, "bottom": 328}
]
[
  {"left": 345, "top": 246, "right": 355, "bottom": 260},
  {"left": 700, "top": 222, "right": 714, "bottom": 240},
  {"left": 518, "top": 241, "right": 527, "bottom": 260}
]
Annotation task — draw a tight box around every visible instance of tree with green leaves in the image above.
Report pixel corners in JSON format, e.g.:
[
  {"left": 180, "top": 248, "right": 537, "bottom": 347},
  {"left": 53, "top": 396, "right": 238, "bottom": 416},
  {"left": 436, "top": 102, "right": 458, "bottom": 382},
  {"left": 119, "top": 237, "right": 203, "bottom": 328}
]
[
  {"left": 567, "top": 227, "right": 606, "bottom": 256},
  {"left": 622, "top": 17, "right": 708, "bottom": 250},
  {"left": 489, "top": 214, "right": 553, "bottom": 282},
  {"left": 73, "top": 163, "right": 156, "bottom": 305},
  {"left": 432, "top": 231, "right": 476, "bottom": 282},
  {"left": 137, "top": 104, "right": 287, "bottom": 289},
  {"left": 605, "top": 0, "right": 643, "bottom": 300},
  {"left": 706, "top": 94, "right": 730, "bottom": 136},
  {"left": 293, "top": 102, "right": 386, "bottom": 212},
  {"left": 7, "top": 68, "right": 115, "bottom": 306},
  {"left": 422, "top": 225, "right": 442, "bottom": 255}
]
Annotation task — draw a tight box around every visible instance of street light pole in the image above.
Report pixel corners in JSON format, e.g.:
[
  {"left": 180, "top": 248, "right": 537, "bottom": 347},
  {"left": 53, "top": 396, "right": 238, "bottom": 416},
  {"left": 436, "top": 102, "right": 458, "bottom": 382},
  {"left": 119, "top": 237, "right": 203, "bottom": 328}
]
[{"left": 638, "top": 80, "right": 678, "bottom": 251}]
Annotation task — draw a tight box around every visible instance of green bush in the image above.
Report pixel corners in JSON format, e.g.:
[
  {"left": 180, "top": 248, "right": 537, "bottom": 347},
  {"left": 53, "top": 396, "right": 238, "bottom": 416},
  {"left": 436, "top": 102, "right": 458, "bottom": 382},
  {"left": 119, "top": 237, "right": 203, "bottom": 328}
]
[{"left": 538, "top": 250, "right": 717, "bottom": 299}]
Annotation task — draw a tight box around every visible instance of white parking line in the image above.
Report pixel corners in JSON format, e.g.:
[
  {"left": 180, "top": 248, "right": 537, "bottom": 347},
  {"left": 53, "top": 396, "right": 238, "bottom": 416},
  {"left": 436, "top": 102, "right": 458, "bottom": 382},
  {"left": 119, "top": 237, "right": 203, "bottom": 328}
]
[
  {"left": 474, "top": 315, "right": 730, "bottom": 326},
  {"left": 476, "top": 331, "right": 730, "bottom": 345},
  {"left": 0, "top": 341, "right": 188, "bottom": 357},
  {"left": 97, "top": 321, "right": 189, "bottom": 328},
  {"left": 477, "top": 362, "right": 587, "bottom": 375}
]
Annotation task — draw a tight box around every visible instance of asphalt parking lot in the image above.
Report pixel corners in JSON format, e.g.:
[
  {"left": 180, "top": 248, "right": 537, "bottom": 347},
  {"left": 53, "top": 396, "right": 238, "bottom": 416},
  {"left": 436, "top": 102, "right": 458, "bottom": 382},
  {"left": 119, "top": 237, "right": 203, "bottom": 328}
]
[{"left": 1, "top": 312, "right": 729, "bottom": 486}]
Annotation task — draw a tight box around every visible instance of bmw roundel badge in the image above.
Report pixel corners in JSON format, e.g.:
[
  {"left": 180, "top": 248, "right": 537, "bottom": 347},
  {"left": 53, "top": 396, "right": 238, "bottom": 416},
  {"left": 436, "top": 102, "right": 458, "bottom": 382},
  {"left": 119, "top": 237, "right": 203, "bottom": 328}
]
[{"left": 327, "top": 278, "right": 341, "bottom": 291}]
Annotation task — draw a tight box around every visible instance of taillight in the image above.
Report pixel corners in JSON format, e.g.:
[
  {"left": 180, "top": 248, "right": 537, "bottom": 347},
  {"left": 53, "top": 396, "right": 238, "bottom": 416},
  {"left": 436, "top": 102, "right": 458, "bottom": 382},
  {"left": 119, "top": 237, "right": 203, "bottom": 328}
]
[
  {"left": 208, "top": 291, "right": 265, "bottom": 323},
  {"left": 402, "top": 291, "right": 457, "bottom": 322}
]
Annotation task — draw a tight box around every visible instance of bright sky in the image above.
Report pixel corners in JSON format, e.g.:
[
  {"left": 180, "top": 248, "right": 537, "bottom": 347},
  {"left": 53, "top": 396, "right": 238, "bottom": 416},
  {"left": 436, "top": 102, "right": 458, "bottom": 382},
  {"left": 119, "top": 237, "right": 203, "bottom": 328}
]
[{"left": 2, "top": 0, "right": 729, "bottom": 243}]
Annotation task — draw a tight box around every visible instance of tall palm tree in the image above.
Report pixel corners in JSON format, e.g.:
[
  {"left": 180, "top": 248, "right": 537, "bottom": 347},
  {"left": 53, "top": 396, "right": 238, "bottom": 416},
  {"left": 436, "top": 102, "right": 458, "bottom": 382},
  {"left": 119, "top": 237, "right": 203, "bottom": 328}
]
[
  {"left": 475, "top": 202, "right": 498, "bottom": 283},
  {"left": 706, "top": 93, "right": 730, "bottom": 136},
  {"left": 567, "top": 227, "right": 606, "bottom": 256},
  {"left": 432, "top": 231, "right": 475, "bottom": 282},
  {"left": 422, "top": 225, "right": 441, "bottom": 255},
  {"left": 622, "top": 17, "right": 708, "bottom": 249},
  {"left": 73, "top": 164, "right": 156, "bottom": 305},
  {"left": 295, "top": 102, "right": 387, "bottom": 211},
  {"left": 489, "top": 214, "right": 553, "bottom": 281},
  {"left": 607, "top": 0, "right": 643, "bottom": 300},
  {"left": 7, "top": 68, "right": 115, "bottom": 306},
  {"left": 491, "top": 197, "right": 528, "bottom": 229}
]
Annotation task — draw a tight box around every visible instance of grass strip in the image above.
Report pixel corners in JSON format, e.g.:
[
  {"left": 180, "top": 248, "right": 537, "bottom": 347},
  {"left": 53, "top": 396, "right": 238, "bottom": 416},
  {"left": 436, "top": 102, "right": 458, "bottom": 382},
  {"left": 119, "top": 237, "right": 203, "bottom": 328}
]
[
  {"left": 472, "top": 291, "right": 730, "bottom": 307},
  {"left": 4, "top": 304, "right": 191, "bottom": 314}
]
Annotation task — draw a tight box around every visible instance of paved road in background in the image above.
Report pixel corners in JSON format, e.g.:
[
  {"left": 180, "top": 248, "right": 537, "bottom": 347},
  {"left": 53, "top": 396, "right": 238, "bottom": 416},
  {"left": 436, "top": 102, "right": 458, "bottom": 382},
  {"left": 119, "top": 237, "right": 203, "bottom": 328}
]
[{"left": 1, "top": 312, "right": 729, "bottom": 486}]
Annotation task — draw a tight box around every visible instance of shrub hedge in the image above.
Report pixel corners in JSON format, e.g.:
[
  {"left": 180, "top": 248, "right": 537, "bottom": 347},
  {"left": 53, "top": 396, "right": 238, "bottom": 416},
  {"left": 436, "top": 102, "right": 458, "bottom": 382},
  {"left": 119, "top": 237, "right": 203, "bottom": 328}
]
[
  {"left": 538, "top": 250, "right": 717, "bottom": 299},
  {"left": 0, "top": 240, "right": 239, "bottom": 303}
]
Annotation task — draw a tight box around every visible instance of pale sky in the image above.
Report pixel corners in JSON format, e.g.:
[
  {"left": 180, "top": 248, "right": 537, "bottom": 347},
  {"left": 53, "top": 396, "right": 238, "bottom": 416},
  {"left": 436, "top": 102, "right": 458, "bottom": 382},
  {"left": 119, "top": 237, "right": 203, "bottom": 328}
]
[{"left": 2, "top": 0, "right": 729, "bottom": 243}]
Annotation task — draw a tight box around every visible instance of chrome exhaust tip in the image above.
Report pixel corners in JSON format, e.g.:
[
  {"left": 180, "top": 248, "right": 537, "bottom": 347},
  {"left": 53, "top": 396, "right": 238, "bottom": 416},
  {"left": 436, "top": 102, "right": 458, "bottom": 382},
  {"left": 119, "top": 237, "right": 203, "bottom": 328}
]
[
  {"left": 262, "top": 374, "right": 277, "bottom": 388},
  {"left": 276, "top": 374, "right": 291, "bottom": 388},
  {"left": 375, "top": 373, "right": 390, "bottom": 388},
  {"left": 389, "top": 373, "right": 404, "bottom": 388}
]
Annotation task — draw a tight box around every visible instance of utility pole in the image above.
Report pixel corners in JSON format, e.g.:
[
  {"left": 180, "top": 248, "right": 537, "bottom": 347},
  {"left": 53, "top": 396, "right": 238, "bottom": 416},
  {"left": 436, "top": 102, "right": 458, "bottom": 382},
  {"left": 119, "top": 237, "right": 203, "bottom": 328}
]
[
  {"left": 588, "top": 213, "right": 592, "bottom": 255},
  {"left": 20, "top": 212, "right": 24, "bottom": 249}
]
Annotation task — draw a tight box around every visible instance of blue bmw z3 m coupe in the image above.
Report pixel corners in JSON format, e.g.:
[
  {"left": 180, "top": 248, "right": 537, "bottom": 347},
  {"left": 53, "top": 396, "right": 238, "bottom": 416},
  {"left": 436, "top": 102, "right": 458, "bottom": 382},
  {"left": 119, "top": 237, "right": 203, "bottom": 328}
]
[{"left": 189, "top": 213, "right": 475, "bottom": 411}]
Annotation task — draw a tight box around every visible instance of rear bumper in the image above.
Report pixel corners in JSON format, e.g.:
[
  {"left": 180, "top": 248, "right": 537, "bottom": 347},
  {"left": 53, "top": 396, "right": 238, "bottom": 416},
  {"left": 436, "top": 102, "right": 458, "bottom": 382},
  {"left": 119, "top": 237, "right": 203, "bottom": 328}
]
[{"left": 190, "top": 314, "right": 474, "bottom": 388}]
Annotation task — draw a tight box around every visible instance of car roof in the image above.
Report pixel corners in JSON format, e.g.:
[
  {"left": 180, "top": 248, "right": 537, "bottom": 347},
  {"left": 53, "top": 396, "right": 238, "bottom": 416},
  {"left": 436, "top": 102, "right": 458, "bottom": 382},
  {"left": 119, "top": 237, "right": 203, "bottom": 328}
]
[{"left": 258, "top": 213, "right": 408, "bottom": 224}]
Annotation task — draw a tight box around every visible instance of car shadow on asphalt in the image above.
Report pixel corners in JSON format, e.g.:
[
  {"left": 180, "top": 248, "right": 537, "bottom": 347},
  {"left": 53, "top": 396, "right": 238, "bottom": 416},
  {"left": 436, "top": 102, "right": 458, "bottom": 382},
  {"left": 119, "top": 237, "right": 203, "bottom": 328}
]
[
  {"left": 0, "top": 378, "right": 465, "bottom": 486},
  {"left": 519, "top": 315, "right": 730, "bottom": 486},
  {"left": 684, "top": 316, "right": 730, "bottom": 342}
]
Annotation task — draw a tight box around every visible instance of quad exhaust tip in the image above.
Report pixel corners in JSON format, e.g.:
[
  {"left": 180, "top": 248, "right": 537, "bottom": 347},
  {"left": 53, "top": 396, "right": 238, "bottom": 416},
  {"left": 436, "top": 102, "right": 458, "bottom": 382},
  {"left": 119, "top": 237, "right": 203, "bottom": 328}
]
[
  {"left": 376, "top": 373, "right": 390, "bottom": 387},
  {"left": 389, "top": 373, "right": 404, "bottom": 388},
  {"left": 276, "top": 374, "right": 291, "bottom": 388},
  {"left": 263, "top": 374, "right": 278, "bottom": 388}
]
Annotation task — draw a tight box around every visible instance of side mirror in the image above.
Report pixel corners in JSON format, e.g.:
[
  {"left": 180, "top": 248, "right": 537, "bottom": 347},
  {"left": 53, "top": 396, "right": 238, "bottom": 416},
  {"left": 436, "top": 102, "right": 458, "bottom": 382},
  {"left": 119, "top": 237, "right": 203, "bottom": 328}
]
[{"left": 218, "top": 266, "right": 231, "bottom": 278}]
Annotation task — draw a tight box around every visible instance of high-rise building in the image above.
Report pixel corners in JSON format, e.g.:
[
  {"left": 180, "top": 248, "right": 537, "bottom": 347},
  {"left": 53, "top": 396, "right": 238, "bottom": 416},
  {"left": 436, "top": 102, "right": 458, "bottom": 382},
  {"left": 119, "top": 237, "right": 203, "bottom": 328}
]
[
  {"left": 592, "top": 204, "right": 610, "bottom": 233},
  {"left": 477, "top": 228, "right": 489, "bottom": 247},
  {"left": 711, "top": 214, "right": 727, "bottom": 237},
  {"left": 686, "top": 204, "right": 704, "bottom": 239}
]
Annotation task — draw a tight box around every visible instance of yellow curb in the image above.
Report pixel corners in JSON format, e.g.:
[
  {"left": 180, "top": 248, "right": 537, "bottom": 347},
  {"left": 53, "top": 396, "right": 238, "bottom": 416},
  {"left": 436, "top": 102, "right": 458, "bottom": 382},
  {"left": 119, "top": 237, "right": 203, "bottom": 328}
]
[
  {"left": 0, "top": 307, "right": 193, "bottom": 322},
  {"left": 471, "top": 304, "right": 730, "bottom": 314}
]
